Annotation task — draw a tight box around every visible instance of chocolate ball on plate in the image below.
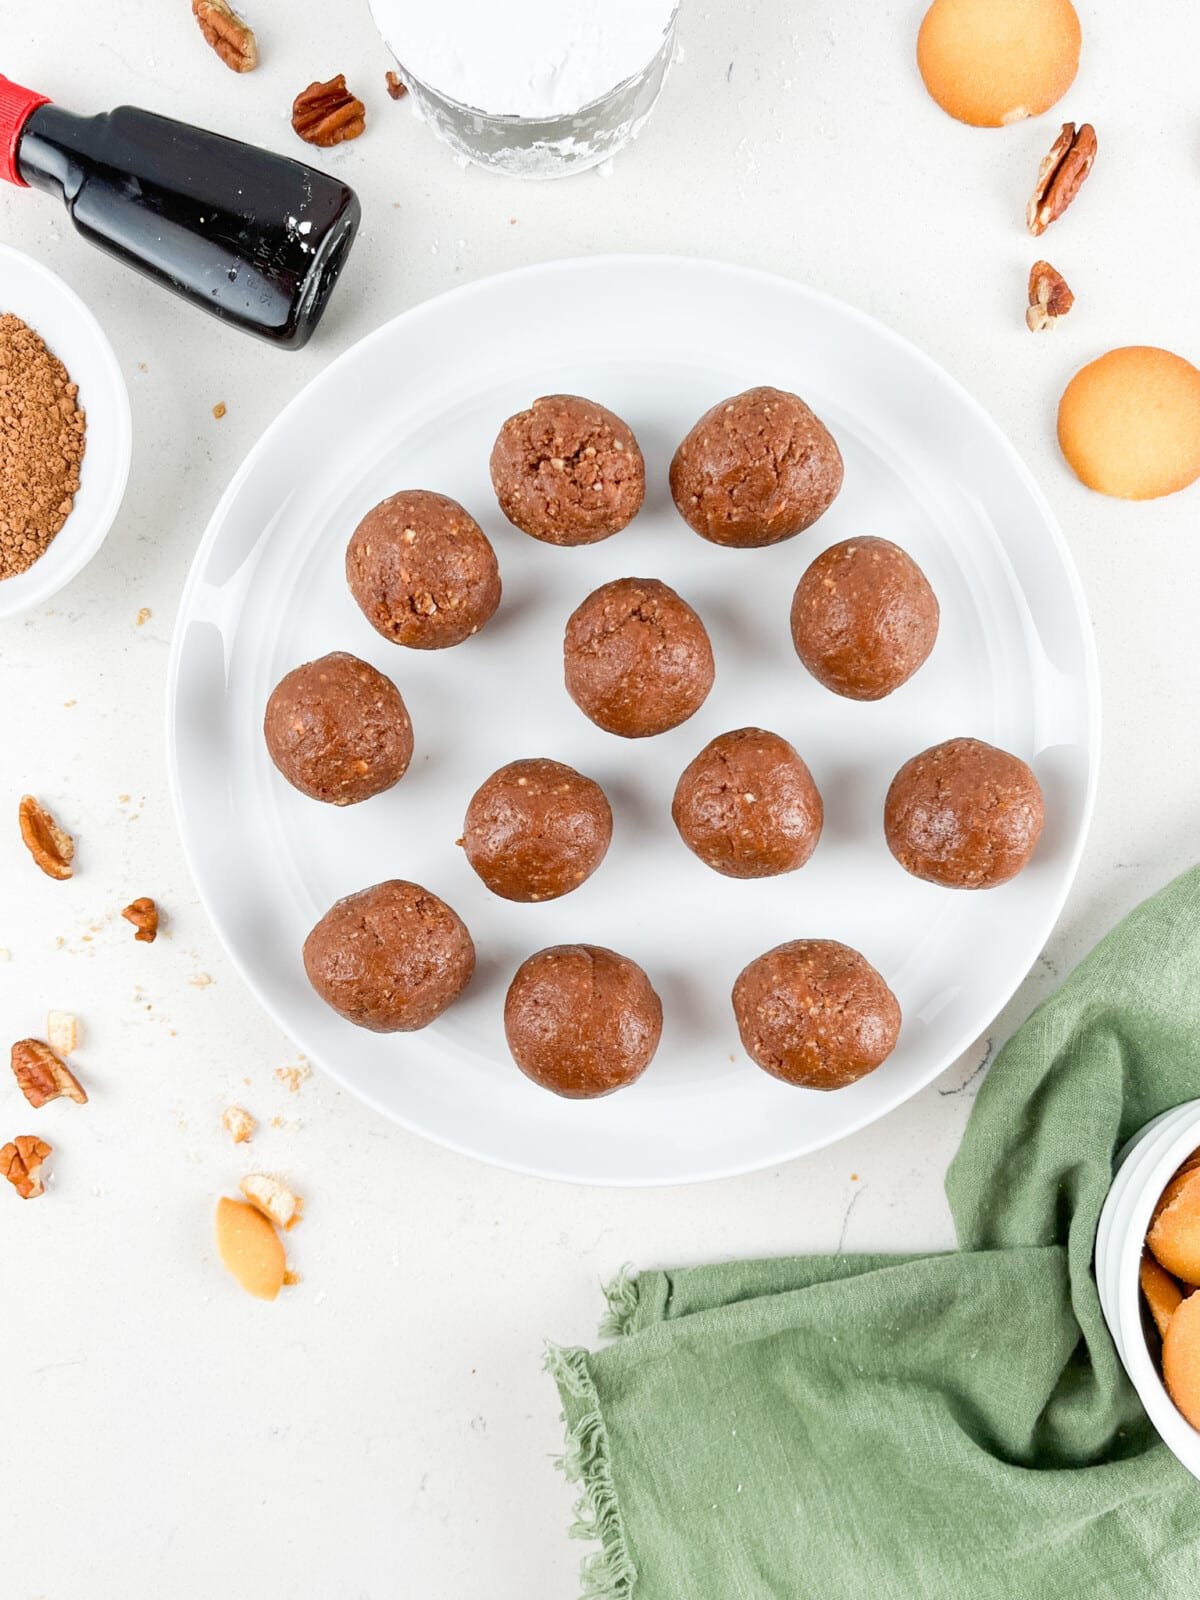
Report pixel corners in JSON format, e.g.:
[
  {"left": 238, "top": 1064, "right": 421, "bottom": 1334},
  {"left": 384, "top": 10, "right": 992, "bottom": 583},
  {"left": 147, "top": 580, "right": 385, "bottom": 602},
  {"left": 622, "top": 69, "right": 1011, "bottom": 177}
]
[
  {"left": 346, "top": 489, "right": 501, "bottom": 649},
  {"left": 462, "top": 757, "right": 613, "bottom": 902},
  {"left": 884, "top": 737, "right": 1045, "bottom": 889},
  {"left": 669, "top": 385, "right": 844, "bottom": 547},
  {"left": 732, "top": 939, "right": 901, "bottom": 1090},
  {"left": 303, "top": 879, "right": 475, "bottom": 1032},
  {"left": 490, "top": 394, "right": 645, "bottom": 546},
  {"left": 790, "top": 537, "right": 939, "bottom": 700},
  {"left": 263, "top": 651, "right": 413, "bottom": 805},
  {"left": 671, "top": 727, "right": 823, "bottom": 878},
  {"left": 504, "top": 944, "right": 663, "bottom": 1099},
  {"left": 563, "top": 576, "right": 715, "bottom": 738}
]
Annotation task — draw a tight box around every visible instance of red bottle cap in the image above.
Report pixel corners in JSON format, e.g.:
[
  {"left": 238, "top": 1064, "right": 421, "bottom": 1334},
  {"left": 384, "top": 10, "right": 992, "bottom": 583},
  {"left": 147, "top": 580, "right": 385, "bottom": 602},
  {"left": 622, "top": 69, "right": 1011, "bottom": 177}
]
[{"left": 0, "top": 74, "right": 51, "bottom": 186}]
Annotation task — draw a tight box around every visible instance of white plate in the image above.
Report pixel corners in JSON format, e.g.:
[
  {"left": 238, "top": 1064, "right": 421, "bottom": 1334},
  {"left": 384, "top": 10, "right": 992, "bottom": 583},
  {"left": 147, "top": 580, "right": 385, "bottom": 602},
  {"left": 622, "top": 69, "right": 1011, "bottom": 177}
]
[
  {"left": 167, "top": 255, "right": 1099, "bottom": 1186},
  {"left": 0, "top": 244, "right": 131, "bottom": 619}
]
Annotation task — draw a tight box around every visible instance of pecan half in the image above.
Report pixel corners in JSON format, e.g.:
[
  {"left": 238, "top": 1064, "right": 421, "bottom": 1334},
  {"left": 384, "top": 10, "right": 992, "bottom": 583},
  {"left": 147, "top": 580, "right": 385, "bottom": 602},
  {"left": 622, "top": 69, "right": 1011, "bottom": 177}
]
[
  {"left": 1026, "top": 261, "right": 1075, "bottom": 331},
  {"left": 1, "top": 1136, "right": 52, "bottom": 1200},
  {"left": 192, "top": 0, "right": 258, "bottom": 73},
  {"left": 19, "top": 795, "right": 74, "bottom": 880},
  {"left": 1027, "top": 122, "right": 1097, "bottom": 236},
  {"left": 122, "top": 897, "right": 159, "bottom": 943},
  {"left": 385, "top": 71, "right": 408, "bottom": 101},
  {"left": 292, "top": 76, "right": 367, "bottom": 148},
  {"left": 11, "top": 1039, "right": 88, "bottom": 1109}
]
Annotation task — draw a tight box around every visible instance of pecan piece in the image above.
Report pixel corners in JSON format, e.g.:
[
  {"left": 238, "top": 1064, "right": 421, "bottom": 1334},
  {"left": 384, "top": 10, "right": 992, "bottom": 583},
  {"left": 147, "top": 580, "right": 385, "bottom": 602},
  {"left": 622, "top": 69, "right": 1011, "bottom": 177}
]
[
  {"left": 292, "top": 76, "right": 367, "bottom": 148},
  {"left": 122, "top": 897, "right": 159, "bottom": 943},
  {"left": 11, "top": 1038, "right": 88, "bottom": 1109},
  {"left": 385, "top": 71, "right": 408, "bottom": 101},
  {"left": 192, "top": 0, "right": 258, "bottom": 73},
  {"left": 1027, "top": 122, "right": 1097, "bottom": 236},
  {"left": 19, "top": 794, "right": 74, "bottom": 880},
  {"left": 1, "top": 1136, "right": 52, "bottom": 1200},
  {"left": 1026, "top": 260, "right": 1075, "bottom": 331}
]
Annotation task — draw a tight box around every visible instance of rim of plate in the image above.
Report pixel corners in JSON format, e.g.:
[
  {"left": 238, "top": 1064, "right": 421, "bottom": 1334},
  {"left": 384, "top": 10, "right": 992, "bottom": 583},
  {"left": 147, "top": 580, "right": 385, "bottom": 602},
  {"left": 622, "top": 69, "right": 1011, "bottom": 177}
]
[{"left": 166, "top": 254, "right": 1101, "bottom": 1186}]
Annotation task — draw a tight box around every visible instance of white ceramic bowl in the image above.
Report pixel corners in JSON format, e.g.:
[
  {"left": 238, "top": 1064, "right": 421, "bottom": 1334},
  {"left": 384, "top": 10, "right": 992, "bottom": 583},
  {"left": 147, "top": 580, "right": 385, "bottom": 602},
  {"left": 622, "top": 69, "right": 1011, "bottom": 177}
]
[
  {"left": 1095, "top": 1098, "right": 1200, "bottom": 1480},
  {"left": 0, "top": 243, "right": 131, "bottom": 619}
]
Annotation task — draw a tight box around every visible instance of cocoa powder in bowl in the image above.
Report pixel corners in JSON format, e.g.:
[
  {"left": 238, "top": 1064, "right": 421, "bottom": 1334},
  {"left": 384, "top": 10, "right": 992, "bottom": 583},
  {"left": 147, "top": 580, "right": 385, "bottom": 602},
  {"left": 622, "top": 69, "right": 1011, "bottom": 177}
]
[{"left": 0, "top": 313, "right": 87, "bottom": 580}]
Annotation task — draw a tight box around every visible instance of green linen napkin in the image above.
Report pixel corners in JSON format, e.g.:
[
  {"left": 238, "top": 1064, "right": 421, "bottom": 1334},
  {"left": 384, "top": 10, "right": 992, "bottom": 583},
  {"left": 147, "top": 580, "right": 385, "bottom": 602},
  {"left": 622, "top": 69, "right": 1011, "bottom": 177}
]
[{"left": 547, "top": 866, "right": 1200, "bottom": 1599}]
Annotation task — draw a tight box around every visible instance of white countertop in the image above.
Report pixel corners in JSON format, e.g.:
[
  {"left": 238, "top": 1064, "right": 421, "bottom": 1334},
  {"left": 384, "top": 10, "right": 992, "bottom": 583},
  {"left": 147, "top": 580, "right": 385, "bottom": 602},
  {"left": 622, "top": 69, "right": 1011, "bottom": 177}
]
[{"left": 3, "top": 3, "right": 1199, "bottom": 1595}]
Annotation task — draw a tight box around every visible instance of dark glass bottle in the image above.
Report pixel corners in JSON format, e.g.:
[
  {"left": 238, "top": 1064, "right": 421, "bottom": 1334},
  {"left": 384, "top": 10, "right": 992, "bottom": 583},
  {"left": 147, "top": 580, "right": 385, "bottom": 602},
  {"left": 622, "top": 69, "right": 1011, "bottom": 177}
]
[{"left": 0, "top": 77, "right": 360, "bottom": 349}]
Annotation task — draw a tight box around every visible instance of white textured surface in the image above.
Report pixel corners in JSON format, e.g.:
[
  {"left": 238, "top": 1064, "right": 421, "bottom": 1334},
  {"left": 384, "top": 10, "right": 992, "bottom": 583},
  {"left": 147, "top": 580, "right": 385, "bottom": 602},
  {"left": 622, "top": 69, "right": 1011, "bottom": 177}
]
[
  {"left": 2, "top": 2, "right": 1199, "bottom": 1596},
  {"left": 370, "top": 0, "right": 676, "bottom": 117}
]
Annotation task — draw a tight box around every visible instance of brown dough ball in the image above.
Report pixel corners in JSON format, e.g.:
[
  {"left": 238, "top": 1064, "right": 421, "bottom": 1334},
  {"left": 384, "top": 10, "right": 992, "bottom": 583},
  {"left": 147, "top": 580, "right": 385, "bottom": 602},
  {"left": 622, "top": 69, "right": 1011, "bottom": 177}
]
[
  {"left": 671, "top": 727, "right": 823, "bottom": 879},
  {"left": 303, "top": 879, "right": 474, "bottom": 1032},
  {"left": 504, "top": 944, "right": 663, "bottom": 1098},
  {"left": 489, "top": 394, "right": 645, "bottom": 546},
  {"left": 462, "top": 758, "right": 613, "bottom": 902},
  {"left": 346, "top": 489, "right": 501, "bottom": 649},
  {"left": 564, "top": 577, "right": 715, "bottom": 738},
  {"left": 264, "top": 651, "right": 413, "bottom": 805},
  {"left": 791, "top": 537, "right": 940, "bottom": 701},
  {"left": 884, "top": 737, "right": 1045, "bottom": 889},
  {"left": 669, "top": 386, "right": 844, "bottom": 548},
  {"left": 732, "top": 939, "right": 901, "bottom": 1090}
]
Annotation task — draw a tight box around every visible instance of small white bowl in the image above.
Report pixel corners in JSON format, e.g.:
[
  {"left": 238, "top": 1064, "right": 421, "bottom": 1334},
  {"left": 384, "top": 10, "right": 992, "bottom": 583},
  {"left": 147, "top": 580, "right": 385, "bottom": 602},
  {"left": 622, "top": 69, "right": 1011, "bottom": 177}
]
[
  {"left": 0, "top": 243, "right": 131, "bottom": 619},
  {"left": 1095, "top": 1098, "right": 1200, "bottom": 1480}
]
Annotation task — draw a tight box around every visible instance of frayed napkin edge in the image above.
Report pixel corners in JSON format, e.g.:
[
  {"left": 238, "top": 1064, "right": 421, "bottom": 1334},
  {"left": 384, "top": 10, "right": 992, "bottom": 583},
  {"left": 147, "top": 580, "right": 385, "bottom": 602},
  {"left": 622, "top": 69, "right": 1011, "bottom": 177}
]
[{"left": 545, "top": 1340, "right": 638, "bottom": 1599}]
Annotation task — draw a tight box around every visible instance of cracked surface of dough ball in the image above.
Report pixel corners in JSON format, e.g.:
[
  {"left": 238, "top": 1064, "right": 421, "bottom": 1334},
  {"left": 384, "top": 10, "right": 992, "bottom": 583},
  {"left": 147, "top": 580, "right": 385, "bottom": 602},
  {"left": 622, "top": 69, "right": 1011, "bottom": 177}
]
[
  {"left": 490, "top": 394, "right": 645, "bottom": 546},
  {"left": 884, "top": 737, "right": 1045, "bottom": 889},
  {"left": 462, "top": 758, "right": 612, "bottom": 902},
  {"left": 917, "top": 0, "right": 1081, "bottom": 128},
  {"left": 264, "top": 651, "right": 413, "bottom": 805},
  {"left": 790, "top": 537, "right": 939, "bottom": 700},
  {"left": 564, "top": 577, "right": 714, "bottom": 738},
  {"left": 732, "top": 939, "right": 901, "bottom": 1090},
  {"left": 669, "top": 386, "right": 843, "bottom": 547},
  {"left": 303, "top": 879, "right": 474, "bottom": 1032},
  {"left": 504, "top": 944, "right": 662, "bottom": 1098},
  {"left": 672, "top": 727, "right": 823, "bottom": 879},
  {"left": 346, "top": 489, "right": 501, "bottom": 649}
]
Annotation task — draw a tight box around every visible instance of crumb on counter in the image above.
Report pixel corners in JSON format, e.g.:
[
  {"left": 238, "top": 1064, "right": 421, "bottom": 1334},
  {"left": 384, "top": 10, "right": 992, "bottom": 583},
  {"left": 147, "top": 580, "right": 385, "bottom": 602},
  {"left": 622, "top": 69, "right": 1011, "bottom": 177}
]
[
  {"left": 274, "top": 1061, "right": 312, "bottom": 1094},
  {"left": 222, "top": 1104, "right": 255, "bottom": 1145},
  {"left": 47, "top": 1010, "right": 79, "bottom": 1055}
]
